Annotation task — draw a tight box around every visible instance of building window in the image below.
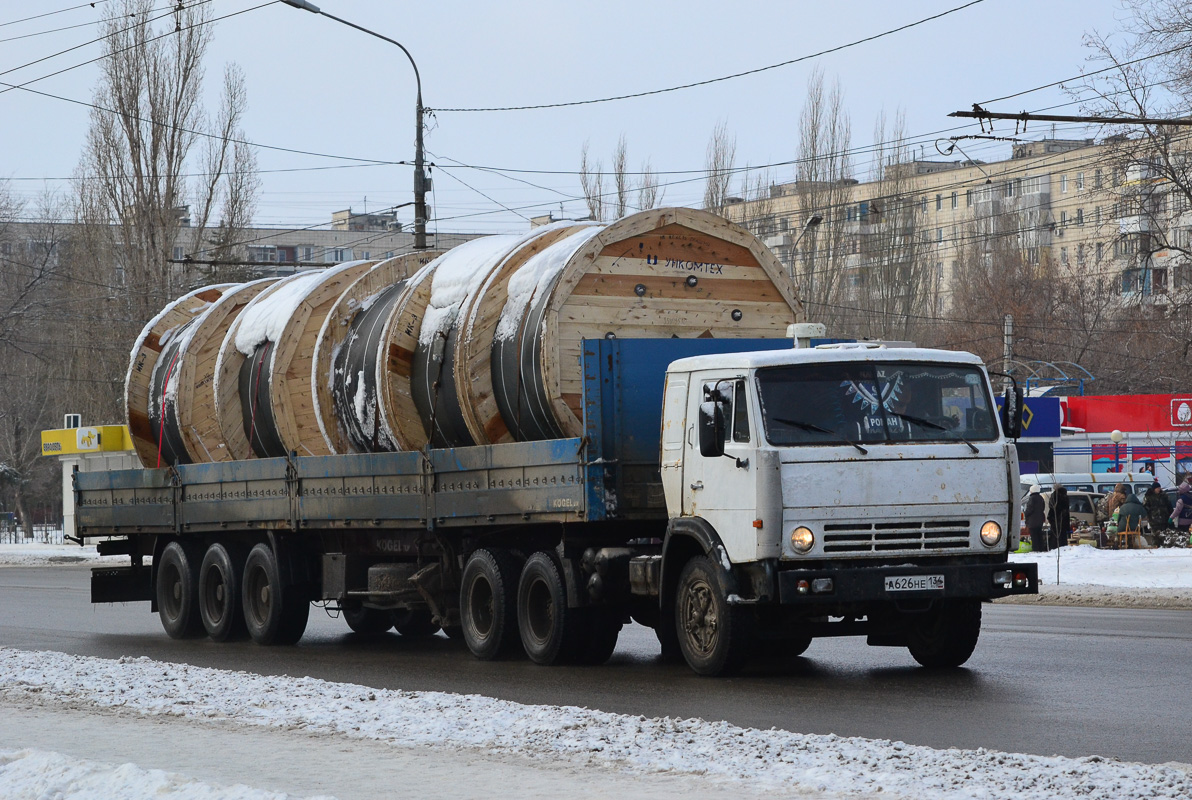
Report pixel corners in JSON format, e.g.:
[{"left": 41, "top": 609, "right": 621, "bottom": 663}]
[
  {"left": 1005, "top": 180, "right": 1016, "bottom": 198},
  {"left": 1094, "top": 169, "right": 1103, "bottom": 189},
  {"left": 951, "top": 191, "right": 958, "bottom": 209},
  {"left": 1061, "top": 246, "right": 1069, "bottom": 265},
  {"left": 1060, "top": 175, "right": 1068, "bottom": 193},
  {"left": 1095, "top": 206, "right": 1102, "bottom": 226},
  {"left": 935, "top": 194, "right": 942, "bottom": 211},
  {"left": 921, "top": 196, "right": 928, "bottom": 213},
  {"left": 385, "top": 251, "right": 394, "bottom": 259},
  {"left": 1076, "top": 172, "right": 1085, "bottom": 191},
  {"left": 1077, "top": 244, "right": 1086, "bottom": 266},
  {"left": 1060, "top": 211, "right": 1068, "bottom": 226},
  {"left": 361, "top": 251, "right": 370, "bottom": 260},
  {"left": 966, "top": 189, "right": 973, "bottom": 207},
  {"left": 301, "top": 246, "right": 314, "bottom": 262},
  {"left": 936, "top": 228, "right": 943, "bottom": 242},
  {"left": 172, "top": 246, "right": 184, "bottom": 260},
  {"left": 1154, "top": 267, "right": 1168, "bottom": 292},
  {"left": 1096, "top": 241, "right": 1104, "bottom": 262},
  {"left": 1076, "top": 208, "right": 1084, "bottom": 226},
  {"left": 847, "top": 206, "right": 855, "bottom": 222}
]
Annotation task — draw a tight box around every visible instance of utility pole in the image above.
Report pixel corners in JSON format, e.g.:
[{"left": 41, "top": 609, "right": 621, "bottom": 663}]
[{"left": 1002, "top": 314, "right": 1013, "bottom": 391}]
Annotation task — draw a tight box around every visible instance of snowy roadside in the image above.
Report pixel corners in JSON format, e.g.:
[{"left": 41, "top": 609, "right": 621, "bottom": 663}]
[
  {"left": 999, "top": 546, "right": 1192, "bottom": 609},
  {"left": 1, "top": 647, "right": 1189, "bottom": 800},
  {"left": 0, "top": 542, "right": 115, "bottom": 567}
]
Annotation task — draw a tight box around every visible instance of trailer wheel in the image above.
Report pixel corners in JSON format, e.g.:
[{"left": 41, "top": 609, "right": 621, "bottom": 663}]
[
  {"left": 674, "top": 556, "right": 752, "bottom": 676},
  {"left": 392, "top": 609, "right": 441, "bottom": 639},
  {"left": 517, "top": 551, "right": 583, "bottom": 665},
  {"left": 460, "top": 548, "right": 521, "bottom": 660},
  {"left": 343, "top": 605, "right": 393, "bottom": 635},
  {"left": 242, "top": 543, "right": 309, "bottom": 645},
  {"left": 906, "top": 599, "right": 982, "bottom": 669},
  {"left": 198, "top": 543, "right": 247, "bottom": 642},
  {"left": 156, "top": 541, "right": 205, "bottom": 639}
]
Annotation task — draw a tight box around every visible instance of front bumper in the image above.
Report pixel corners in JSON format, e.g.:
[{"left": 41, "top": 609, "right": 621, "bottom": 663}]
[{"left": 776, "top": 561, "right": 1038, "bottom": 604}]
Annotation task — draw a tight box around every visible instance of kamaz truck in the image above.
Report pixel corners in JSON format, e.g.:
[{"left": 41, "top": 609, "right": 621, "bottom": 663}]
[{"left": 78, "top": 336, "right": 1038, "bottom": 676}]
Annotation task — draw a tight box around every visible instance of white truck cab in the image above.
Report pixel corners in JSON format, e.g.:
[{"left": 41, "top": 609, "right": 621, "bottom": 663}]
[{"left": 658, "top": 344, "right": 1036, "bottom": 675}]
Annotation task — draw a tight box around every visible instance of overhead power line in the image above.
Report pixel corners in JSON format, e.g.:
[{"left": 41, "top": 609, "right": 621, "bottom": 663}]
[
  {"left": 0, "top": 2, "right": 106, "bottom": 29},
  {"left": 434, "top": 0, "right": 987, "bottom": 113}
]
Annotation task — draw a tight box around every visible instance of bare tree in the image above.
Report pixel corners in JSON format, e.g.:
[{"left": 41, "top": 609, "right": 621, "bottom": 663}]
[
  {"left": 0, "top": 184, "right": 64, "bottom": 351},
  {"left": 703, "top": 120, "right": 737, "bottom": 214},
  {"left": 74, "top": 0, "right": 258, "bottom": 330},
  {"left": 612, "top": 134, "right": 631, "bottom": 219},
  {"left": 792, "top": 69, "right": 854, "bottom": 328},
  {"left": 0, "top": 352, "right": 55, "bottom": 538},
  {"left": 845, "top": 110, "right": 933, "bottom": 341},
  {"left": 637, "top": 159, "right": 662, "bottom": 210},
  {"left": 579, "top": 141, "right": 605, "bottom": 222}
]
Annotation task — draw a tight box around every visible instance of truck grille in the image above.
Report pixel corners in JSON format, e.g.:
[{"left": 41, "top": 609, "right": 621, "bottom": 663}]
[{"left": 822, "top": 519, "right": 971, "bottom": 553}]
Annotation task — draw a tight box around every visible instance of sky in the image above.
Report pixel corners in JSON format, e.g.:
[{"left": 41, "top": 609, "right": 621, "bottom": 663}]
[{"left": 0, "top": 0, "right": 1135, "bottom": 235}]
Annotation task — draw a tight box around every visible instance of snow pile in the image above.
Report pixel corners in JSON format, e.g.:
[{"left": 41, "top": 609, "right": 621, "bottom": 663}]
[
  {"left": 234, "top": 264, "right": 368, "bottom": 357},
  {"left": 1011, "top": 545, "right": 1192, "bottom": 588},
  {"left": 0, "top": 749, "right": 333, "bottom": 800},
  {"left": 1, "top": 647, "right": 1188, "bottom": 800},
  {"left": 417, "top": 235, "right": 522, "bottom": 346},
  {"left": 495, "top": 224, "right": 603, "bottom": 342}
]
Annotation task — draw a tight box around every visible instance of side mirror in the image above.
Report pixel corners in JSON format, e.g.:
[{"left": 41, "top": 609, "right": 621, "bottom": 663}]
[
  {"left": 1000, "top": 386, "right": 1024, "bottom": 439},
  {"left": 698, "top": 400, "right": 726, "bottom": 458}
]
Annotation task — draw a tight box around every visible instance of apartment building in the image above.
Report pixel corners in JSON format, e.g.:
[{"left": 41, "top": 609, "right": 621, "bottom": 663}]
[{"left": 724, "top": 136, "right": 1188, "bottom": 309}]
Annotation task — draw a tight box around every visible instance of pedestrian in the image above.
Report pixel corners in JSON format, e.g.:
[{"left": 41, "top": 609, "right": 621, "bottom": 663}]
[
  {"left": 1116, "top": 490, "right": 1146, "bottom": 548},
  {"left": 1106, "top": 483, "right": 1130, "bottom": 518},
  {"left": 1172, "top": 475, "right": 1192, "bottom": 535},
  {"left": 1144, "top": 482, "right": 1173, "bottom": 545},
  {"left": 1047, "top": 485, "right": 1070, "bottom": 550},
  {"left": 1024, "top": 485, "right": 1046, "bottom": 552}
]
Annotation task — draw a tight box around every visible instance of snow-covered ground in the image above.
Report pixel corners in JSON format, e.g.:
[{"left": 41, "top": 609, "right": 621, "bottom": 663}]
[
  {"left": 0, "top": 542, "right": 114, "bottom": 566},
  {"left": 1011, "top": 545, "right": 1192, "bottom": 588},
  {"left": 0, "top": 647, "right": 1189, "bottom": 800}
]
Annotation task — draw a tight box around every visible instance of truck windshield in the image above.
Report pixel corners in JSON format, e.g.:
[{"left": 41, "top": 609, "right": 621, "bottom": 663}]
[{"left": 755, "top": 361, "right": 997, "bottom": 447}]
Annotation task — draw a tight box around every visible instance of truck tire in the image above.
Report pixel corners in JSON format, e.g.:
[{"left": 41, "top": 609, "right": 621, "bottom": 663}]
[
  {"left": 156, "top": 541, "right": 205, "bottom": 639},
  {"left": 906, "top": 599, "right": 982, "bottom": 669},
  {"left": 517, "top": 551, "right": 584, "bottom": 665},
  {"left": 460, "top": 548, "right": 521, "bottom": 660},
  {"left": 198, "top": 542, "right": 247, "bottom": 642},
  {"left": 343, "top": 605, "right": 393, "bottom": 634},
  {"left": 242, "top": 543, "right": 309, "bottom": 645},
  {"left": 576, "top": 608, "right": 622, "bottom": 666},
  {"left": 392, "top": 609, "right": 440, "bottom": 639},
  {"left": 674, "top": 556, "right": 752, "bottom": 676}
]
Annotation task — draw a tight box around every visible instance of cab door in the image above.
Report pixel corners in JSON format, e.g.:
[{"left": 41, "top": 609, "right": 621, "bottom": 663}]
[{"left": 682, "top": 375, "right": 758, "bottom": 562}]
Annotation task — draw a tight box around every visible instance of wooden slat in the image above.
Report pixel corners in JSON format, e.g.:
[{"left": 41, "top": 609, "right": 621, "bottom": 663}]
[{"left": 380, "top": 263, "right": 437, "bottom": 450}]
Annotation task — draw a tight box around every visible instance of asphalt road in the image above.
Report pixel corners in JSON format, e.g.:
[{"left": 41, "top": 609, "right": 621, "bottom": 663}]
[{"left": 2, "top": 565, "right": 1189, "bottom": 765}]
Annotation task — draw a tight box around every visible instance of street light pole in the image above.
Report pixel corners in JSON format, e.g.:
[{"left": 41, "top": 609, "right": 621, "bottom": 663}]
[
  {"left": 788, "top": 213, "right": 823, "bottom": 282},
  {"left": 1110, "top": 429, "right": 1124, "bottom": 473},
  {"left": 281, "top": 1, "right": 429, "bottom": 250}
]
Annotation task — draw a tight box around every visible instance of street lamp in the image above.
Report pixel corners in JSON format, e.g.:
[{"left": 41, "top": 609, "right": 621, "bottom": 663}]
[
  {"left": 1110, "top": 429, "right": 1124, "bottom": 472},
  {"left": 281, "top": 0, "right": 429, "bottom": 250},
  {"left": 789, "top": 213, "right": 823, "bottom": 281}
]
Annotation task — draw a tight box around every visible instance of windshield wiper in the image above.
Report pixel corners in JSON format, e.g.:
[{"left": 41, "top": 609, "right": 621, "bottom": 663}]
[
  {"left": 772, "top": 417, "right": 869, "bottom": 455},
  {"left": 887, "top": 412, "right": 979, "bottom": 453}
]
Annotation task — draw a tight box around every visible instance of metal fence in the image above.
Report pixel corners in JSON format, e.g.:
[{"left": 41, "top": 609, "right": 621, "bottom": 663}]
[{"left": 0, "top": 522, "right": 66, "bottom": 545}]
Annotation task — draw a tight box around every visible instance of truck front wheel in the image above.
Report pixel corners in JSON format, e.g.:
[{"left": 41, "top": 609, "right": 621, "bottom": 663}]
[
  {"left": 460, "top": 548, "right": 521, "bottom": 660},
  {"left": 674, "top": 556, "right": 752, "bottom": 676},
  {"left": 242, "top": 543, "right": 309, "bottom": 645},
  {"left": 906, "top": 599, "right": 982, "bottom": 669},
  {"left": 156, "top": 541, "right": 205, "bottom": 639}
]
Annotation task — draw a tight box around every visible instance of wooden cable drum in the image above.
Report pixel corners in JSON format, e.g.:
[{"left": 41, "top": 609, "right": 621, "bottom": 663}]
[
  {"left": 403, "top": 225, "right": 588, "bottom": 448},
  {"left": 172, "top": 278, "right": 280, "bottom": 463},
  {"left": 312, "top": 251, "right": 442, "bottom": 454},
  {"left": 497, "top": 207, "right": 801, "bottom": 440},
  {"left": 214, "top": 261, "right": 374, "bottom": 459},
  {"left": 126, "top": 284, "right": 235, "bottom": 468}
]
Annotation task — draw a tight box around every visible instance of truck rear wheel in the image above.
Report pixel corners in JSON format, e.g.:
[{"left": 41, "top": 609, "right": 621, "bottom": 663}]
[
  {"left": 906, "top": 599, "right": 982, "bottom": 669},
  {"left": 343, "top": 605, "right": 393, "bottom": 634},
  {"left": 517, "top": 551, "right": 583, "bottom": 665},
  {"left": 198, "top": 542, "right": 247, "bottom": 642},
  {"left": 156, "top": 541, "right": 205, "bottom": 639},
  {"left": 392, "top": 609, "right": 440, "bottom": 639},
  {"left": 675, "top": 556, "right": 752, "bottom": 676},
  {"left": 575, "top": 608, "right": 622, "bottom": 666},
  {"left": 242, "top": 543, "right": 309, "bottom": 645},
  {"left": 460, "top": 548, "right": 521, "bottom": 660}
]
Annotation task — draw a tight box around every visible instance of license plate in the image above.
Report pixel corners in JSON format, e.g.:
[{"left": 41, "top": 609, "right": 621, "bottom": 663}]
[{"left": 884, "top": 574, "right": 945, "bottom": 592}]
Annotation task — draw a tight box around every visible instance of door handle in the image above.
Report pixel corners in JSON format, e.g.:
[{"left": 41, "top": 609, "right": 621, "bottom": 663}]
[{"left": 690, "top": 481, "right": 704, "bottom": 491}]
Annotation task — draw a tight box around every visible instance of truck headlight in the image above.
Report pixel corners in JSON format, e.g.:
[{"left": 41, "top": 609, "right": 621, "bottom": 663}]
[
  {"left": 790, "top": 526, "right": 815, "bottom": 554},
  {"left": 980, "top": 520, "right": 1003, "bottom": 547}
]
